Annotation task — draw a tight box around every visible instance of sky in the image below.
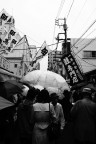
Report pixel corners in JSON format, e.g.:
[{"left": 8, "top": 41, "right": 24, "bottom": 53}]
[{"left": 1, "top": 0, "right": 96, "bottom": 70}]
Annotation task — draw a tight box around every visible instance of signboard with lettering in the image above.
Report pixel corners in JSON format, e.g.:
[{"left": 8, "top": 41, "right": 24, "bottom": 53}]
[
  {"left": 61, "top": 52, "right": 84, "bottom": 86},
  {"left": 0, "top": 55, "right": 10, "bottom": 70}
]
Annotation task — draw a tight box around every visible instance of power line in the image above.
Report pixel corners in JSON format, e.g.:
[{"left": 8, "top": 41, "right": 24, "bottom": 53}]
[
  {"left": 32, "top": 40, "right": 60, "bottom": 62},
  {"left": 76, "top": 54, "right": 96, "bottom": 68},
  {"left": 16, "top": 28, "right": 41, "bottom": 45},
  {"left": 12, "top": 39, "right": 64, "bottom": 50},
  {"left": 66, "top": 0, "right": 75, "bottom": 20},
  {"left": 77, "top": 7, "right": 96, "bottom": 35},
  {"left": 73, "top": 28, "right": 96, "bottom": 48},
  {"left": 75, "top": 36, "right": 96, "bottom": 55},
  {"left": 56, "top": 0, "right": 66, "bottom": 19},
  {"left": 70, "top": 0, "right": 87, "bottom": 30},
  {"left": 51, "top": 22, "right": 56, "bottom": 50},
  {"left": 71, "top": 19, "right": 96, "bottom": 50}
]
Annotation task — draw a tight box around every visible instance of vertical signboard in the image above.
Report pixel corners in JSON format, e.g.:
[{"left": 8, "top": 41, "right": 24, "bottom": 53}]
[{"left": 61, "top": 52, "right": 84, "bottom": 86}]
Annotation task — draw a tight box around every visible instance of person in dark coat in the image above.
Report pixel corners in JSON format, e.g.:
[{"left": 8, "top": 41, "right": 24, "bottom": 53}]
[
  {"left": 17, "top": 87, "right": 38, "bottom": 144},
  {"left": 0, "top": 76, "right": 16, "bottom": 144},
  {"left": 60, "top": 90, "right": 73, "bottom": 123},
  {"left": 70, "top": 88, "right": 96, "bottom": 144},
  {"left": 58, "top": 90, "right": 74, "bottom": 144}
]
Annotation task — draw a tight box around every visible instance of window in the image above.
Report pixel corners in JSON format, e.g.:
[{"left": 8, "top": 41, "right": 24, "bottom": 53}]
[
  {"left": 14, "top": 64, "right": 17, "bottom": 68},
  {"left": 83, "top": 51, "right": 96, "bottom": 58}
]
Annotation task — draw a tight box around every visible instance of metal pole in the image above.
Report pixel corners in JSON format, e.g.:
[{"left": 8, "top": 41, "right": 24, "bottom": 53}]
[{"left": 63, "top": 18, "right": 67, "bottom": 55}]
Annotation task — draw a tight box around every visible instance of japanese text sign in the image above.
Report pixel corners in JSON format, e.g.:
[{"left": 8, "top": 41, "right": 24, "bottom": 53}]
[{"left": 61, "top": 53, "right": 84, "bottom": 86}]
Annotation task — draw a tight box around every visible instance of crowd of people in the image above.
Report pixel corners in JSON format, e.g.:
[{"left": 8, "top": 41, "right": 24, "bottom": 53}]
[{"left": 0, "top": 77, "right": 96, "bottom": 144}]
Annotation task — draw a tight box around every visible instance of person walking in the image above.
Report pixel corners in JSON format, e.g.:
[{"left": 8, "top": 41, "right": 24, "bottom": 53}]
[
  {"left": 31, "top": 89, "right": 56, "bottom": 144},
  {"left": 70, "top": 88, "right": 96, "bottom": 144},
  {"left": 59, "top": 90, "right": 73, "bottom": 144},
  {"left": 60, "top": 90, "right": 73, "bottom": 123},
  {"left": 51, "top": 93, "right": 65, "bottom": 144},
  {"left": 17, "top": 87, "right": 37, "bottom": 144}
]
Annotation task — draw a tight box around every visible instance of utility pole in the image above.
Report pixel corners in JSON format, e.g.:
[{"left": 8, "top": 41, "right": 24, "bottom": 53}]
[
  {"left": 53, "top": 18, "right": 67, "bottom": 76},
  {"left": 55, "top": 17, "right": 68, "bottom": 56},
  {"left": 62, "top": 18, "right": 68, "bottom": 56}
]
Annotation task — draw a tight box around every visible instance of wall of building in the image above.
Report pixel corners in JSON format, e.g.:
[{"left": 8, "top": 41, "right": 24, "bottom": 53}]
[
  {"left": 71, "top": 38, "right": 96, "bottom": 73},
  {"left": 48, "top": 38, "right": 96, "bottom": 78}
]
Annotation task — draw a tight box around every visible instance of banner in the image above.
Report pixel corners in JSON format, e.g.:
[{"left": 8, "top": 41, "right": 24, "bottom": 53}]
[
  {"left": 3, "top": 26, "right": 20, "bottom": 52},
  {"left": 31, "top": 41, "right": 51, "bottom": 69},
  {"left": 0, "top": 9, "right": 11, "bottom": 25},
  {"left": 61, "top": 52, "right": 84, "bottom": 86},
  {"left": 36, "top": 41, "right": 51, "bottom": 61}
]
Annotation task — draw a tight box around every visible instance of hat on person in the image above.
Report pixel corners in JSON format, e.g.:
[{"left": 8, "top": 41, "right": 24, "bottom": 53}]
[
  {"left": 51, "top": 93, "right": 59, "bottom": 100},
  {"left": 82, "top": 87, "right": 92, "bottom": 94}
]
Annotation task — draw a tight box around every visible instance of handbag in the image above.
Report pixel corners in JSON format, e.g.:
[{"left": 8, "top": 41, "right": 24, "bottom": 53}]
[{"left": 47, "top": 103, "right": 60, "bottom": 140}]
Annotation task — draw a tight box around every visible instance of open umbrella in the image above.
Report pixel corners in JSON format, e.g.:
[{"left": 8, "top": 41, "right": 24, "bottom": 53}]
[
  {"left": 21, "top": 70, "right": 70, "bottom": 98},
  {"left": 0, "top": 96, "right": 14, "bottom": 110},
  {"left": 34, "top": 85, "right": 44, "bottom": 90},
  {"left": 1, "top": 79, "right": 24, "bottom": 102}
]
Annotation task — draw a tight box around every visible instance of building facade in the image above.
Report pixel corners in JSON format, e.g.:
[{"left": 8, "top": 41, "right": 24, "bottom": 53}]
[
  {"left": 3, "top": 36, "right": 33, "bottom": 77},
  {"left": 48, "top": 38, "right": 96, "bottom": 82},
  {"left": 48, "top": 50, "right": 66, "bottom": 77},
  {"left": 71, "top": 38, "right": 96, "bottom": 73}
]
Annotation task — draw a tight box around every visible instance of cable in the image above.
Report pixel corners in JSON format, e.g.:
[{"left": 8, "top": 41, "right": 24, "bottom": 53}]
[
  {"left": 56, "top": 0, "right": 66, "bottom": 19},
  {"left": 75, "top": 28, "right": 96, "bottom": 47},
  {"left": 71, "top": 19, "right": 96, "bottom": 50},
  {"left": 13, "top": 39, "right": 64, "bottom": 50},
  {"left": 77, "top": 7, "right": 96, "bottom": 36},
  {"left": 51, "top": 0, "right": 66, "bottom": 62},
  {"left": 16, "top": 28, "right": 41, "bottom": 45},
  {"left": 76, "top": 54, "right": 96, "bottom": 68},
  {"left": 71, "top": 51, "right": 84, "bottom": 73},
  {"left": 9, "top": 51, "right": 96, "bottom": 68},
  {"left": 66, "top": 0, "right": 75, "bottom": 20},
  {"left": 70, "top": 0, "right": 87, "bottom": 29},
  {"left": 31, "top": 41, "right": 60, "bottom": 62},
  {"left": 75, "top": 37, "right": 96, "bottom": 55},
  {"left": 51, "top": 22, "right": 57, "bottom": 51}
]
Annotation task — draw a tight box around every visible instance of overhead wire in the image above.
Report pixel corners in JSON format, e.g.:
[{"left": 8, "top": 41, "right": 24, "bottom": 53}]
[
  {"left": 75, "top": 28, "right": 96, "bottom": 47},
  {"left": 16, "top": 28, "right": 41, "bottom": 46},
  {"left": 70, "top": 0, "right": 87, "bottom": 30},
  {"left": 4, "top": 23, "right": 96, "bottom": 67},
  {"left": 77, "top": 6, "right": 96, "bottom": 36},
  {"left": 70, "top": 19, "right": 96, "bottom": 51},
  {"left": 51, "top": 0, "right": 66, "bottom": 68},
  {"left": 66, "top": 0, "right": 75, "bottom": 20},
  {"left": 75, "top": 54, "right": 96, "bottom": 68},
  {"left": 13, "top": 38, "right": 64, "bottom": 50},
  {"left": 56, "top": 0, "right": 66, "bottom": 19},
  {"left": 65, "top": 1, "right": 96, "bottom": 70},
  {"left": 58, "top": 0, "right": 96, "bottom": 55},
  {"left": 70, "top": 36, "right": 96, "bottom": 74},
  {"left": 74, "top": 36, "right": 96, "bottom": 55},
  {"left": 16, "top": 42, "right": 61, "bottom": 64},
  {"left": 71, "top": 50, "right": 96, "bottom": 75},
  {"left": 31, "top": 40, "right": 63, "bottom": 62},
  {"left": 12, "top": 0, "right": 66, "bottom": 67}
]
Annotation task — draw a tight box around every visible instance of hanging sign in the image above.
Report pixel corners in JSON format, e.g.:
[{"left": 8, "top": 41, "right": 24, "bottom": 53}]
[{"left": 61, "top": 52, "right": 84, "bottom": 86}]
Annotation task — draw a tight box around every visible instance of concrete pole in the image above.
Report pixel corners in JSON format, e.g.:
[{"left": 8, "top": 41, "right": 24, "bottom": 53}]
[{"left": 62, "top": 18, "right": 67, "bottom": 55}]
